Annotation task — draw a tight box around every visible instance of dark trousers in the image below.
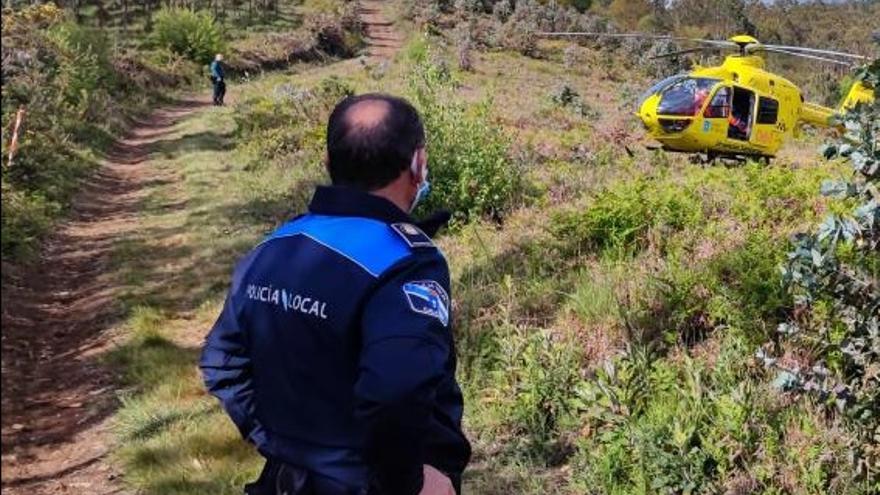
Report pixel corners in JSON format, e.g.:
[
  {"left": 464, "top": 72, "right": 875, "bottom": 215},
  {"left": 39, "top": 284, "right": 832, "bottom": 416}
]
[
  {"left": 245, "top": 459, "right": 462, "bottom": 495},
  {"left": 212, "top": 78, "right": 226, "bottom": 105}
]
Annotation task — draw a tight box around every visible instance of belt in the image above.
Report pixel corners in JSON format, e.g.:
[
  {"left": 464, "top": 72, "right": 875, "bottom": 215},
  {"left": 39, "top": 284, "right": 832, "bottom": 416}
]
[{"left": 245, "top": 459, "right": 369, "bottom": 495}]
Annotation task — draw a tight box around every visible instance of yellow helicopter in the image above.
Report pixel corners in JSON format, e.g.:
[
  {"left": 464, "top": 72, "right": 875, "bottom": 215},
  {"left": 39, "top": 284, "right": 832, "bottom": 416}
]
[{"left": 540, "top": 32, "right": 875, "bottom": 161}]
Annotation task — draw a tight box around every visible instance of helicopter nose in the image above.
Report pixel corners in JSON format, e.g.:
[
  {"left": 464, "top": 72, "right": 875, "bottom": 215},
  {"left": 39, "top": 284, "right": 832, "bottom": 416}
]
[{"left": 637, "top": 96, "right": 660, "bottom": 132}]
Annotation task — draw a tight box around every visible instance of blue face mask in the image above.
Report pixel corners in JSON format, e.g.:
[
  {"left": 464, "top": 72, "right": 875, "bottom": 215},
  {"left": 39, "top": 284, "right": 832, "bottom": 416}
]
[
  {"left": 409, "top": 153, "right": 430, "bottom": 212},
  {"left": 411, "top": 179, "right": 431, "bottom": 212}
]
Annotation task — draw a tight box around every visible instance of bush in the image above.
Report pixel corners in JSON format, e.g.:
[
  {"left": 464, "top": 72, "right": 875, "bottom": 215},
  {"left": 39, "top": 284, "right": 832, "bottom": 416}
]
[
  {"left": 234, "top": 76, "right": 353, "bottom": 166},
  {"left": 0, "top": 3, "right": 199, "bottom": 261},
  {"left": 549, "top": 83, "right": 599, "bottom": 119},
  {"left": 1, "top": 5, "right": 104, "bottom": 259},
  {"left": 487, "top": 0, "right": 612, "bottom": 56},
  {"left": 484, "top": 328, "right": 586, "bottom": 461},
  {"left": 550, "top": 177, "right": 703, "bottom": 257},
  {"left": 635, "top": 233, "right": 787, "bottom": 348},
  {"left": 1, "top": 184, "right": 59, "bottom": 260},
  {"left": 760, "top": 57, "right": 880, "bottom": 483},
  {"left": 151, "top": 7, "right": 225, "bottom": 64},
  {"left": 306, "top": 3, "right": 366, "bottom": 59},
  {"left": 407, "top": 51, "right": 523, "bottom": 222},
  {"left": 570, "top": 338, "right": 856, "bottom": 495},
  {"left": 48, "top": 22, "right": 113, "bottom": 104},
  {"left": 494, "top": 17, "right": 539, "bottom": 57}
]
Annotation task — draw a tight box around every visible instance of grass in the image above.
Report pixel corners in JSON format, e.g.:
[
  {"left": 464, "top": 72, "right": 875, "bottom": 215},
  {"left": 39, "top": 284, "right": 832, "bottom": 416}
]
[{"left": 93, "top": 25, "right": 877, "bottom": 495}]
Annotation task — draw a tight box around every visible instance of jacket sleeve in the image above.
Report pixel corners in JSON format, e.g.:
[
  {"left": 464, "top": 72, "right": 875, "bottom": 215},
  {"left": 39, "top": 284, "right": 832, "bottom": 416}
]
[
  {"left": 354, "top": 255, "right": 452, "bottom": 495},
  {"left": 199, "top": 273, "right": 266, "bottom": 448}
]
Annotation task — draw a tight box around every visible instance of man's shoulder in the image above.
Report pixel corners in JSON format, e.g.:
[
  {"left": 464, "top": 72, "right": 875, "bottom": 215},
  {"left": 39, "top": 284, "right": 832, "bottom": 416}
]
[
  {"left": 388, "top": 222, "right": 435, "bottom": 249},
  {"left": 258, "top": 215, "right": 438, "bottom": 278}
]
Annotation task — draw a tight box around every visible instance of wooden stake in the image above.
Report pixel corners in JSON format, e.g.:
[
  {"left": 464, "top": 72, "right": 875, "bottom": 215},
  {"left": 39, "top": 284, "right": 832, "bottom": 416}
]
[{"left": 6, "top": 106, "right": 26, "bottom": 169}]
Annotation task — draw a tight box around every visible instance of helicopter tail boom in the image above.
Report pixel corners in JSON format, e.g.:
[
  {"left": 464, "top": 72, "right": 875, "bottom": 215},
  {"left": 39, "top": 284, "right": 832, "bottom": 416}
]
[
  {"left": 800, "top": 101, "right": 836, "bottom": 128},
  {"left": 799, "top": 81, "right": 875, "bottom": 128}
]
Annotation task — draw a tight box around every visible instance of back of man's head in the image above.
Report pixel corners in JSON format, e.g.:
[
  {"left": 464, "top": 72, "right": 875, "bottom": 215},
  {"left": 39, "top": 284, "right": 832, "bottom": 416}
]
[{"left": 326, "top": 93, "right": 425, "bottom": 191}]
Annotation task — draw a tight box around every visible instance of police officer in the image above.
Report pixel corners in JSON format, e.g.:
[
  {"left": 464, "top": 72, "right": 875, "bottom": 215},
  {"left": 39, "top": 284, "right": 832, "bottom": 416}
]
[{"left": 200, "top": 93, "right": 471, "bottom": 495}]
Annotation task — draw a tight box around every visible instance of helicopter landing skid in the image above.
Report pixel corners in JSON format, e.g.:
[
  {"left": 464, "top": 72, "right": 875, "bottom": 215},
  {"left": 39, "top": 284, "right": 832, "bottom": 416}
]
[
  {"left": 647, "top": 146, "right": 772, "bottom": 166},
  {"left": 686, "top": 151, "right": 772, "bottom": 166}
]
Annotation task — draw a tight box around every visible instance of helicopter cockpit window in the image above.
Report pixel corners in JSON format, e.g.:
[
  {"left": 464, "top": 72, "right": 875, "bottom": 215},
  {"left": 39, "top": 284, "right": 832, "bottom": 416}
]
[
  {"left": 704, "top": 87, "right": 731, "bottom": 118},
  {"left": 657, "top": 78, "right": 721, "bottom": 116},
  {"left": 637, "top": 74, "right": 686, "bottom": 111}
]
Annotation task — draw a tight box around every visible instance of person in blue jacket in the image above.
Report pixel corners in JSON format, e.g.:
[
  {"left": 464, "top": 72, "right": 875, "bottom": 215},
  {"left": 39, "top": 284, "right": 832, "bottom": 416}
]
[
  {"left": 200, "top": 93, "right": 471, "bottom": 495},
  {"left": 210, "top": 53, "right": 226, "bottom": 106}
]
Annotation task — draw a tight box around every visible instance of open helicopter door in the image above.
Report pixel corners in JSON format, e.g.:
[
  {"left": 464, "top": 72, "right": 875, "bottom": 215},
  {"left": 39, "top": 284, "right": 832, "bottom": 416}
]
[{"left": 728, "top": 86, "right": 755, "bottom": 141}]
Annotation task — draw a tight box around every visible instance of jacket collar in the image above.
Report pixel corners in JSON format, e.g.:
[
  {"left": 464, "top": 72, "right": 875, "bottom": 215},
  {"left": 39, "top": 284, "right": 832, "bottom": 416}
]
[{"left": 308, "top": 185, "right": 414, "bottom": 225}]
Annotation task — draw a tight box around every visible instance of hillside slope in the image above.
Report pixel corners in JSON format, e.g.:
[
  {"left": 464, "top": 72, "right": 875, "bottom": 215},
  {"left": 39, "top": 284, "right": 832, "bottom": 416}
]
[{"left": 1, "top": 1, "right": 877, "bottom": 494}]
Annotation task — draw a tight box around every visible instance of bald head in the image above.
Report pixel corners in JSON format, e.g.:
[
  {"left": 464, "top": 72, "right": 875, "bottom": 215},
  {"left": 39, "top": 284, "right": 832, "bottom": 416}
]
[
  {"left": 326, "top": 93, "right": 425, "bottom": 191},
  {"left": 343, "top": 99, "right": 391, "bottom": 130}
]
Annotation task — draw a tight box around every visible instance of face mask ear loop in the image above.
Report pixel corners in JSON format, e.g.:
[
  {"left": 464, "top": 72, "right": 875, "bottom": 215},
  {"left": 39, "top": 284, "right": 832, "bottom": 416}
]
[
  {"left": 410, "top": 151, "right": 424, "bottom": 182},
  {"left": 408, "top": 150, "right": 430, "bottom": 213}
]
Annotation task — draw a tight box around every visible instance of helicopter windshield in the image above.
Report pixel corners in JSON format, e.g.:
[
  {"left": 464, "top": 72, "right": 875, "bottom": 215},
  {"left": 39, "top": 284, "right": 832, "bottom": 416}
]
[
  {"left": 637, "top": 74, "right": 686, "bottom": 111},
  {"left": 657, "top": 77, "right": 721, "bottom": 116}
]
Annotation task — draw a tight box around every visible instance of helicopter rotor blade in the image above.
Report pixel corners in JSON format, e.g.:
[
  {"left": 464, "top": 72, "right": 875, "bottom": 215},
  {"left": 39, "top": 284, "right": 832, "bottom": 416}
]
[
  {"left": 536, "top": 32, "right": 736, "bottom": 49},
  {"left": 760, "top": 47, "right": 856, "bottom": 67},
  {"left": 648, "top": 47, "right": 713, "bottom": 59},
  {"left": 760, "top": 44, "right": 867, "bottom": 60},
  {"left": 538, "top": 31, "right": 869, "bottom": 62}
]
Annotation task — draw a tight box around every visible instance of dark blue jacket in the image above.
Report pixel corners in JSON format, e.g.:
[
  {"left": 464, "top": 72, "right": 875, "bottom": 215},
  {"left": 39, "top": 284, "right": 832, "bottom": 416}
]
[
  {"left": 210, "top": 60, "right": 224, "bottom": 80},
  {"left": 200, "top": 186, "right": 471, "bottom": 494}
]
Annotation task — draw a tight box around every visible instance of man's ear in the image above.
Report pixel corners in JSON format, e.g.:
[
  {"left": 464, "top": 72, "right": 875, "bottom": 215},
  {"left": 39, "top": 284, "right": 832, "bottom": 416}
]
[
  {"left": 409, "top": 149, "right": 423, "bottom": 186},
  {"left": 413, "top": 148, "right": 427, "bottom": 184}
]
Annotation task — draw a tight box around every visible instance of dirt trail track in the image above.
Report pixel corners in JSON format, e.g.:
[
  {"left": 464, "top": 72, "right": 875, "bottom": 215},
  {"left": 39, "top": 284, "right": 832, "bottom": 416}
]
[
  {"left": 0, "top": 97, "right": 210, "bottom": 494},
  {"left": 0, "top": 3, "right": 402, "bottom": 493},
  {"left": 360, "top": 0, "right": 404, "bottom": 60}
]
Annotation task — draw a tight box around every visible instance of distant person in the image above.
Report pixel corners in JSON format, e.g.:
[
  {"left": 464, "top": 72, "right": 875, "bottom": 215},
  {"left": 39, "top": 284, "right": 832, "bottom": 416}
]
[
  {"left": 200, "top": 93, "right": 471, "bottom": 495},
  {"left": 210, "top": 53, "right": 226, "bottom": 106}
]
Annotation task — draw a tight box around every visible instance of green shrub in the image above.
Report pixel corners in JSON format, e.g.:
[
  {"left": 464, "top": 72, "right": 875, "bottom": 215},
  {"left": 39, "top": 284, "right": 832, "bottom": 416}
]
[
  {"left": 234, "top": 76, "right": 353, "bottom": 166},
  {"left": 549, "top": 83, "right": 600, "bottom": 119},
  {"left": 570, "top": 339, "right": 854, "bottom": 495},
  {"left": 469, "top": 325, "right": 586, "bottom": 462},
  {"left": 550, "top": 177, "right": 703, "bottom": 257},
  {"left": 151, "top": 7, "right": 225, "bottom": 64},
  {"left": 760, "top": 57, "right": 880, "bottom": 484},
  {"left": 48, "top": 22, "right": 113, "bottom": 104},
  {"left": 407, "top": 52, "right": 523, "bottom": 222},
  {"left": 0, "top": 184, "right": 58, "bottom": 260},
  {"left": 705, "top": 232, "right": 787, "bottom": 328},
  {"left": 623, "top": 232, "right": 787, "bottom": 348},
  {"left": 0, "top": 3, "right": 197, "bottom": 262}
]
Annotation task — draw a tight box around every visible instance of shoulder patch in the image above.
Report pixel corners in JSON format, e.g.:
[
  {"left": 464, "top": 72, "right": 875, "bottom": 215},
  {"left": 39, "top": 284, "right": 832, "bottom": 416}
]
[
  {"left": 402, "top": 280, "right": 449, "bottom": 327},
  {"left": 391, "top": 223, "right": 434, "bottom": 248}
]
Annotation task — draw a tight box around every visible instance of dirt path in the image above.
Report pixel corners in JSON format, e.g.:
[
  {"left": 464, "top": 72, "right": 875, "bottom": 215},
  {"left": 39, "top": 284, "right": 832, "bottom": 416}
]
[
  {"left": 0, "top": 96, "right": 211, "bottom": 494},
  {"left": 359, "top": 0, "right": 404, "bottom": 60},
  {"left": 0, "top": 5, "right": 402, "bottom": 492}
]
